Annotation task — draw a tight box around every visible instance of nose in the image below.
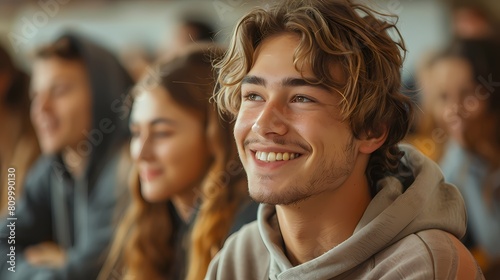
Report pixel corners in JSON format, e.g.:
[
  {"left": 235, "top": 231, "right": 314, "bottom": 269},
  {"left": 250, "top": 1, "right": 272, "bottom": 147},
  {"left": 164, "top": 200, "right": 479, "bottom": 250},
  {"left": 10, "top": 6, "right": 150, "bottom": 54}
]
[
  {"left": 31, "top": 91, "right": 51, "bottom": 116},
  {"left": 251, "top": 102, "right": 289, "bottom": 137},
  {"left": 442, "top": 101, "right": 463, "bottom": 130},
  {"left": 131, "top": 132, "right": 153, "bottom": 162}
]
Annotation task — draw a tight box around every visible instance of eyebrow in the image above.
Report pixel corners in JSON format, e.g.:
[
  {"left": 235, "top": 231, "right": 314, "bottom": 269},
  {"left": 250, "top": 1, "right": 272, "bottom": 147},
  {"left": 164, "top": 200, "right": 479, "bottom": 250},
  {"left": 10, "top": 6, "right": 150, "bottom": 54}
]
[
  {"left": 129, "top": 117, "right": 177, "bottom": 126},
  {"left": 242, "top": 75, "right": 328, "bottom": 91},
  {"left": 241, "top": 75, "right": 266, "bottom": 86}
]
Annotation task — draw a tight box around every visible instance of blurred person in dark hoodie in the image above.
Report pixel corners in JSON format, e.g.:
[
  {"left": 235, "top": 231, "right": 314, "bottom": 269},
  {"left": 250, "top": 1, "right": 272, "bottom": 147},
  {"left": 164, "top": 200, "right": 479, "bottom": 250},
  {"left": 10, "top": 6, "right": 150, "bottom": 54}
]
[
  {"left": 0, "top": 44, "right": 40, "bottom": 213},
  {"left": 0, "top": 33, "right": 133, "bottom": 280}
]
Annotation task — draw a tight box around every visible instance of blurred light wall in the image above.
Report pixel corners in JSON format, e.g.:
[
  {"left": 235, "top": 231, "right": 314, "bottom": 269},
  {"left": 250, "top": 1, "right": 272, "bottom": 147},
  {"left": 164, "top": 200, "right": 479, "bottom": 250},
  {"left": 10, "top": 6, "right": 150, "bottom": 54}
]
[{"left": 0, "top": 0, "right": 491, "bottom": 80}]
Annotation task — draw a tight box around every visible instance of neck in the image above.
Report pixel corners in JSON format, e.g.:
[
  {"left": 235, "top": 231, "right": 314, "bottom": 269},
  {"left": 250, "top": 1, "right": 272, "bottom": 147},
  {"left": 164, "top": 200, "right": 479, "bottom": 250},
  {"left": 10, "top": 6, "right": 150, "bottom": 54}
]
[
  {"left": 171, "top": 186, "right": 200, "bottom": 223},
  {"left": 276, "top": 158, "right": 372, "bottom": 266}
]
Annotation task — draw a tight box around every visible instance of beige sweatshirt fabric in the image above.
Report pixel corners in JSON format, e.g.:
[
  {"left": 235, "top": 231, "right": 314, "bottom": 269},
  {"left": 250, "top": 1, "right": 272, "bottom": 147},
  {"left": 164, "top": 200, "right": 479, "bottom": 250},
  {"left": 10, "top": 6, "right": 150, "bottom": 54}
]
[{"left": 206, "top": 145, "right": 484, "bottom": 279}]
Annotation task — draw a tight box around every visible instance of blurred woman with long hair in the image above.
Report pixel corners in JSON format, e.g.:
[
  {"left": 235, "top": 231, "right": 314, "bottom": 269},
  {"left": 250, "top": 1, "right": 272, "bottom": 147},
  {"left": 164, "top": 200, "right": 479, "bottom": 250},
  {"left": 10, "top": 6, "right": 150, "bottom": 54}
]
[
  {"left": 436, "top": 37, "right": 500, "bottom": 277},
  {"left": 99, "top": 43, "right": 257, "bottom": 280}
]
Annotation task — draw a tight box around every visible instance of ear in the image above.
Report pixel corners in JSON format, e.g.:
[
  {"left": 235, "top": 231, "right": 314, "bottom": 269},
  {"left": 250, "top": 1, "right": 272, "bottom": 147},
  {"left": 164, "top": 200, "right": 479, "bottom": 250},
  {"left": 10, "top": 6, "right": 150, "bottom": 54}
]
[{"left": 358, "top": 125, "right": 388, "bottom": 155}]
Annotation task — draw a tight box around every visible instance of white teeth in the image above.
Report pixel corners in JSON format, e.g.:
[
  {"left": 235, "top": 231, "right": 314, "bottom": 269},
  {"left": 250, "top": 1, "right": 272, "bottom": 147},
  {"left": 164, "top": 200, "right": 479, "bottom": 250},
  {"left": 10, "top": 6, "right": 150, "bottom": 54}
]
[
  {"left": 267, "top": 152, "right": 276, "bottom": 161},
  {"left": 283, "top": 153, "right": 290, "bottom": 161},
  {"left": 255, "top": 151, "right": 300, "bottom": 162},
  {"left": 259, "top": 152, "right": 268, "bottom": 161},
  {"left": 276, "top": 153, "right": 283, "bottom": 161}
]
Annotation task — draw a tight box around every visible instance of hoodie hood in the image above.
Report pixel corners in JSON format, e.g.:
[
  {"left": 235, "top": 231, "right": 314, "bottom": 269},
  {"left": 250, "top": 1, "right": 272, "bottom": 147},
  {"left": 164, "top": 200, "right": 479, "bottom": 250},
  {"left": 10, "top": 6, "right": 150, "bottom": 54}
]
[
  {"left": 54, "top": 33, "right": 133, "bottom": 184},
  {"left": 258, "top": 144, "right": 467, "bottom": 279}
]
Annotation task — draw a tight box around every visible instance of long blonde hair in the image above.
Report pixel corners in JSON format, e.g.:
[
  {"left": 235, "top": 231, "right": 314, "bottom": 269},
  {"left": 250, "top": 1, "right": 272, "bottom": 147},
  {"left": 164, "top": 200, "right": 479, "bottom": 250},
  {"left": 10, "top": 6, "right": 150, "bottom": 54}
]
[{"left": 99, "top": 44, "right": 248, "bottom": 280}]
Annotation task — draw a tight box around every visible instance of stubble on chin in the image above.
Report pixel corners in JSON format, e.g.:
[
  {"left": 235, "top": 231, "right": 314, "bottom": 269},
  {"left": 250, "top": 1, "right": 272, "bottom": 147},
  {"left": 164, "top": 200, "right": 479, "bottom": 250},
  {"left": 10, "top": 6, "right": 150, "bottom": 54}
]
[{"left": 248, "top": 137, "right": 356, "bottom": 206}]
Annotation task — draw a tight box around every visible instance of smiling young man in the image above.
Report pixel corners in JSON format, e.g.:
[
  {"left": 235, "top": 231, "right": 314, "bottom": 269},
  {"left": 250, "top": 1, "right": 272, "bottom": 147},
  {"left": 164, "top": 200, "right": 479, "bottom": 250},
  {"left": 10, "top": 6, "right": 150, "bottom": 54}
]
[{"left": 206, "top": 0, "right": 483, "bottom": 279}]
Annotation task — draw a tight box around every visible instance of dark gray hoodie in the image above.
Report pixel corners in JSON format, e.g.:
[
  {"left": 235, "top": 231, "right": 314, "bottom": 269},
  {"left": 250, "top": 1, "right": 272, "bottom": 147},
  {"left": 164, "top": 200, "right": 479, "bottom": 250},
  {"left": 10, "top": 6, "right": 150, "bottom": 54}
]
[
  {"left": 0, "top": 33, "right": 133, "bottom": 280},
  {"left": 206, "top": 145, "right": 484, "bottom": 280}
]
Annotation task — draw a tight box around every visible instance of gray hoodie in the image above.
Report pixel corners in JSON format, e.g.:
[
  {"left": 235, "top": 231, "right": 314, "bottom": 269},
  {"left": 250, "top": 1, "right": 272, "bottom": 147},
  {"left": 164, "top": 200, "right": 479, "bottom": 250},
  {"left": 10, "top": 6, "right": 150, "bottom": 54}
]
[
  {"left": 0, "top": 33, "right": 132, "bottom": 280},
  {"left": 206, "top": 145, "right": 484, "bottom": 279}
]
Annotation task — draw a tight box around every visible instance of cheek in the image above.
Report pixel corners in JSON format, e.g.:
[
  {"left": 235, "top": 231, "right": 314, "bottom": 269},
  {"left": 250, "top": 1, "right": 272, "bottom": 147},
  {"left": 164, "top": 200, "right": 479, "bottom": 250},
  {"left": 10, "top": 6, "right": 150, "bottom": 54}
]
[
  {"left": 306, "top": 122, "right": 351, "bottom": 155},
  {"left": 233, "top": 120, "right": 245, "bottom": 145},
  {"left": 60, "top": 91, "right": 92, "bottom": 123},
  {"left": 468, "top": 101, "right": 488, "bottom": 119},
  {"left": 181, "top": 138, "right": 210, "bottom": 169},
  {"left": 300, "top": 113, "right": 338, "bottom": 137},
  {"left": 74, "top": 100, "right": 92, "bottom": 127},
  {"left": 30, "top": 98, "right": 55, "bottom": 132},
  {"left": 234, "top": 110, "right": 254, "bottom": 142},
  {"left": 30, "top": 102, "right": 39, "bottom": 122},
  {"left": 30, "top": 109, "right": 42, "bottom": 132},
  {"left": 433, "top": 106, "right": 444, "bottom": 123},
  {"left": 463, "top": 106, "right": 494, "bottom": 133},
  {"left": 161, "top": 138, "right": 209, "bottom": 184},
  {"left": 155, "top": 142, "right": 178, "bottom": 166},
  {"left": 156, "top": 137, "right": 202, "bottom": 169}
]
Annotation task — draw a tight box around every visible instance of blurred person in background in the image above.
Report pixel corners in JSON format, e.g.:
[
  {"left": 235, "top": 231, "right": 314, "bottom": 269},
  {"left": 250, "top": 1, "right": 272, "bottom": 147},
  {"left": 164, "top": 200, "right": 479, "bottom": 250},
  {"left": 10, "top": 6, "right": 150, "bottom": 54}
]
[
  {"left": 436, "top": 38, "right": 500, "bottom": 277},
  {"left": 120, "top": 46, "right": 154, "bottom": 82},
  {"left": 171, "top": 18, "right": 215, "bottom": 48},
  {"left": 407, "top": 0, "right": 498, "bottom": 157},
  {"left": 450, "top": 1, "right": 498, "bottom": 40},
  {"left": 0, "top": 33, "right": 133, "bottom": 279},
  {"left": 122, "top": 17, "right": 216, "bottom": 84},
  {"left": 98, "top": 44, "right": 257, "bottom": 280},
  {"left": 158, "top": 16, "right": 216, "bottom": 61},
  {"left": 405, "top": 51, "right": 449, "bottom": 162},
  {"left": 0, "top": 44, "right": 39, "bottom": 213}
]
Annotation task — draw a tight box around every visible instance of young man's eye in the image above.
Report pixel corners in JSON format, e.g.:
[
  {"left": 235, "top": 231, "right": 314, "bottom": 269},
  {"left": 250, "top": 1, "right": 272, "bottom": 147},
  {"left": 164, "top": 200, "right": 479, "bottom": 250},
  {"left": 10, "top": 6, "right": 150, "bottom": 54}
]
[
  {"left": 243, "top": 93, "right": 264, "bottom": 101},
  {"left": 291, "top": 95, "right": 314, "bottom": 103}
]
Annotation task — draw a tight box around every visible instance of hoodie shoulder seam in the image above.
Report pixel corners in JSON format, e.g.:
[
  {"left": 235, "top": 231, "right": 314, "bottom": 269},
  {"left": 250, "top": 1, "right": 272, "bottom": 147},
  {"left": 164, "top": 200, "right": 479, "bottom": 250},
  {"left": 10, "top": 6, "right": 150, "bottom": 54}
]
[{"left": 414, "top": 232, "right": 437, "bottom": 279}]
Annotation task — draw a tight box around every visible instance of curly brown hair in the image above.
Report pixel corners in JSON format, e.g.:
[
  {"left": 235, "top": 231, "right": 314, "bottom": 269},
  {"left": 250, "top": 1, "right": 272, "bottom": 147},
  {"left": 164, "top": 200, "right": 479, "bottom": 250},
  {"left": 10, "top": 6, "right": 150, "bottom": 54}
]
[{"left": 214, "top": 0, "right": 414, "bottom": 193}]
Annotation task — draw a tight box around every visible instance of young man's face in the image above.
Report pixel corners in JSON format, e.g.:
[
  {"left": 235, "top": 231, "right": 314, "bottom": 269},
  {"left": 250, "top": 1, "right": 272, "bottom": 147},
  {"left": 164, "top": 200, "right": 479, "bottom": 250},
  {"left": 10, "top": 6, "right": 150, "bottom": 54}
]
[
  {"left": 234, "top": 33, "right": 361, "bottom": 205},
  {"left": 30, "top": 58, "right": 92, "bottom": 155}
]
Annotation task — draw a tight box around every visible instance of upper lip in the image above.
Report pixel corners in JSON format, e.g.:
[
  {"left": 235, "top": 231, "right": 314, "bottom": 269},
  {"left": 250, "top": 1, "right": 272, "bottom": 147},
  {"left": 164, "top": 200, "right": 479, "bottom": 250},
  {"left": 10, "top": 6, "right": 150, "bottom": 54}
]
[
  {"left": 248, "top": 145, "right": 303, "bottom": 154},
  {"left": 36, "top": 116, "right": 57, "bottom": 126},
  {"left": 140, "top": 167, "right": 162, "bottom": 176}
]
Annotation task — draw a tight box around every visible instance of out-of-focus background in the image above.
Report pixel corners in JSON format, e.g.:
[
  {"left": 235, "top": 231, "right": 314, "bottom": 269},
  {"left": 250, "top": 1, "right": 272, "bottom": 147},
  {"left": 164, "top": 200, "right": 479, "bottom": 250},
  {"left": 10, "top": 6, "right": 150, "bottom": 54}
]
[
  {"left": 0, "top": 0, "right": 498, "bottom": 78},
  {"left": 1, "top": 0, "right": 500, "bottom": 278}
]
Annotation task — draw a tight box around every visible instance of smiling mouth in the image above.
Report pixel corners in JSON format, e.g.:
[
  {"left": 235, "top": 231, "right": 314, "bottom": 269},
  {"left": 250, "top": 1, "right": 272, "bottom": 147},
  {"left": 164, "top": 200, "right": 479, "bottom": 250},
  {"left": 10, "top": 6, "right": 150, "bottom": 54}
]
[
  {"left": 254, "top": 151, "right": 302, "bottom": 162},
  {"left": 38, "top": 120, "right": 57, "bottom": 133},
  {"left": 140, "top": 169, "right": 163, "bottom": 181}
]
